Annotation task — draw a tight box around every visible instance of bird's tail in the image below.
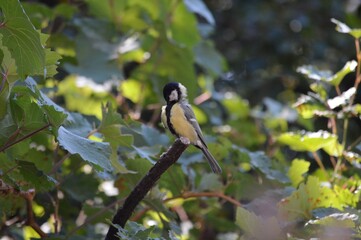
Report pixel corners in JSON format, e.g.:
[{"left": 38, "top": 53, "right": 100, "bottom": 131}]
[{"left": 201, "top": 147, "right": 222, "bottom": 174}]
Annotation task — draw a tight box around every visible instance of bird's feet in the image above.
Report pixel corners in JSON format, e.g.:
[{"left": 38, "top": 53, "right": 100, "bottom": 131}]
[{"left": 179, "top": 136, "right": 191, "bottom": 145}]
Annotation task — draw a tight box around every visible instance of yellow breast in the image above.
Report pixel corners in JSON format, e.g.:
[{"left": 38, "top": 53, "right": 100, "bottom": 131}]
[{"left": 170, "top": 103, "right": 198, "bottom": 144}]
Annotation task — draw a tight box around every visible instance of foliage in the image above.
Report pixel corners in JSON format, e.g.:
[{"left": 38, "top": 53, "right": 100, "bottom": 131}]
[{"left": 0, "top": 0, "right": 361, "bottom": 240}]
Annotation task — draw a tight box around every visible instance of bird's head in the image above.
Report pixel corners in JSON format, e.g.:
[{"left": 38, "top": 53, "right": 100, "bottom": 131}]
[{"left": 163, "top": 82, "right": 187, "bottom": 103}]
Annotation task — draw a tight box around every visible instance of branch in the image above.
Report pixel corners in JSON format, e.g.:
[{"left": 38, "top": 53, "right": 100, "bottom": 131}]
[
  {"left": 21, "top": 189, "right": 47, "bottom": 238},
  {"left": 105, "top": 139, "right": 188, "bottom": 240}
]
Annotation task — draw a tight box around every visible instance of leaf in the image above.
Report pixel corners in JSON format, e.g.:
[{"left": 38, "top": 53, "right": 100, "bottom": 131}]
[
  {"left": 17, "top": 160, "right": 56, "bottom": 192},
  {"left": 170, "top": 1, "right": 200, "bottom": 47},
  {"left": 293, "top": 94, "right": 330, "bottom": 119},
  {"left": 62, "top": 112, "right": 93, "bottom": 137},
  {"left": 288, "top": 159, "right": 310, "bottom": 187},
  {"left": 235, "top": 207, "right": 283, "bottom": 240},
  {"left": 308, "top": 212, "right": 357, "bottom": 228},
  {"left": 62, "top": 172, "right": 99, "bottom": 202},
  {"left": 198, "top": 173, "right": 223, "bottom": 191},
  {"left": 98, "top": 102, "right": 133, "bottom": 173},
  {"left": 57, "top": 126, "right": 112, "bottom": 171},
  {"left": 279, "top": 176, "right": 343, "bottom": 221},
  {"left": 24, "top": 77, "right": 67, "bottom": 127},
  {"left": 331, "top": 18, "right": 361, "bottom": 39},
  {"left": 297, "top": 60, "right": 357, "bottom": 86},
  {"left": 277, "top": 130, "right": 343, "bottom": 155},
  {"left": 184, "top": 0, "right": 215, "bottom": 26},
  {"left": 63, "top": 19, "right": 123, "bottom": 84},
  {"left": 248, "top": 151, "right": 289, "bottom": 183},
  {"left": 194, "top": 41, "right": 225, "bottom": 76},
  {"left": 0, "top": 0, "right": 45, "bottom": 79},
  {"left": 327, "top": 87, "right": 356, "bottom": 109}
]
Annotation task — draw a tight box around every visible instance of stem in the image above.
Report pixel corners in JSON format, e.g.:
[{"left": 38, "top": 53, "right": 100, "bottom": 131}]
[
  {"left": 312, "top": 152, "right": 327, "bottom": 176},
  {"left": 0, "top": 123, "right": 51, "bottom": 152},
  {"left": 170, "top": 192, "right": 242, "bottom": 207},
  {"left": 131, "top": 191, "right": 242, "bottom": 222},
  {"left": 105, "top": 139, "right": 188, "bottom": 240}
]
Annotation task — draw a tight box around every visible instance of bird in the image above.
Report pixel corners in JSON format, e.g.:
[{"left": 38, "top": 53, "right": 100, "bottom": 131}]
[{"left": 161, "top": 82, "right": 222, "bottom": 174}]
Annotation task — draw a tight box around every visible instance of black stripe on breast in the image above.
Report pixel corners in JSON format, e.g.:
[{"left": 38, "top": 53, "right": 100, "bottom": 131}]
[{"left": 165, "top": 102, "right": 178, "bottom": 137}]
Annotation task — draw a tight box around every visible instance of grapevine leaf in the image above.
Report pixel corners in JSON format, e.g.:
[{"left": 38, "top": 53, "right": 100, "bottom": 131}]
[
  {"left": 57, "top": 126, "right": 112, "bottom": 171},
  {"left": 0, "top": 0, "right": 45, "bottom": 79}
]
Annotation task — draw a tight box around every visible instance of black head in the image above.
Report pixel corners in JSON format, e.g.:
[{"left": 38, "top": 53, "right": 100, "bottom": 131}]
[{"left": 163, "top": 82, "right": 187, "bottom": 103}]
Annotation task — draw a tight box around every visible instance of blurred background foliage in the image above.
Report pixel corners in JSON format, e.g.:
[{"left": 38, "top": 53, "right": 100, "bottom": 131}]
[{"left": 1, "top": 0, "right": 361, "bottom": 239}]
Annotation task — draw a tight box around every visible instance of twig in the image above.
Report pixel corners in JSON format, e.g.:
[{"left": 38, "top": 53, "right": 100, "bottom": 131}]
[
  {"left": 173, "top": 191, "right": 242, "bottom": 207},
  {"left": 131, "top": 191, "right": 242, "bottom": 221},
  {"left": 105, "top": 139, "right": 188, "bottom": 240},
  {"left": 0, "top": 123, "right": 51, "bottom": 152}
]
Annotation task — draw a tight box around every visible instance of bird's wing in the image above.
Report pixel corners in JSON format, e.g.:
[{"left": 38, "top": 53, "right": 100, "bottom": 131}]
[
  {"left": 161, "top": 105, "right": 168, "bottom": 129},
  {"left": 180, "top": 102, "right": 208, "bottom": 148}
]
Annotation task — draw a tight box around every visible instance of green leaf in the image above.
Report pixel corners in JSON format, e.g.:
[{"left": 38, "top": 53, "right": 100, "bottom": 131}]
[
  {"left": 277, "top": 130, "right": 343, "bottom": 155},
  {"left": 293, "top": 94, "right": 330, "bottom": 119},
  {"left": 98, "top": 102, "right": 133, "bottom": 173},
  {"left": 248, "top": 151, "right": 289, "bottom": 183},
  {"left": 198, "top": 173, "right": 223, "bottom": 191},
  {"left": 25, "top": 77, "right": 67, "bottom": 127},
  {"left": 235, "top": 207, "right": 283, "bottom": 240},
  {"left": 57, "top": 126, "right": 112, "bottom": 171},
  {"left": 63, "top": 19, "right": 123, "bottom": 83},
  {"left": 62, "top": 172, "right": 99, "bottom": 202},
  {"left": 331, "top": 18, "right": 361, "bottom": 39},
  {"left": 297, "top": 60, "right": 357, "bottom": 86},
  {"left": 194, "top": 41, "right": 225, "bottom": 76},
  {"left": 0, "top": 0, "right": 45, "bottom": 79},
  {"left": 288, "top": 159, "right": 310, "bottom": 187},
  {"left": 170, "top": 1, "right": 200, "bottom": 47},
  {"left": 17, "top": 160, "right": 56, "bottom": 192},
  {"left": 279, "top": 176, "right": 343, "bottom": 221}
]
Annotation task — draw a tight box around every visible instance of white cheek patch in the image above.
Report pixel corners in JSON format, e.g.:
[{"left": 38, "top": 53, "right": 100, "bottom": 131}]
[{"left": 169, "top": 90, "right": 178, "bottom": 101}]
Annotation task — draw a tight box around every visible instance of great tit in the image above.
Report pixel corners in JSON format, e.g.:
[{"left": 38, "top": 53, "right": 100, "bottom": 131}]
[{"left": 161, "top": 82, "right": 222, "bottom": 174}]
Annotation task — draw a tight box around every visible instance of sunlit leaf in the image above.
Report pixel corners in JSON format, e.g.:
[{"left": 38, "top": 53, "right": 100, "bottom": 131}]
[
  {"left": 288, "top": 159, "right": 310, "bottom": 187},
  {"left": 307, "top": 212, "right": 357, "bottom": 228},
  {"left": 279, "top": 176, "right": 343, "bottom": 221},
  {"left": 327, "top": 87, "right": 356, "bottom": 109},
  {"left": 277, "top": 130, "right": 342, "bottom": 155},
  {"left": 331, "top": 18, "right": 361, "bottom": 39},
  {"left": 297, "top": 60, "right": 357, "bottom": 86}
]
